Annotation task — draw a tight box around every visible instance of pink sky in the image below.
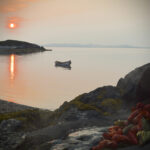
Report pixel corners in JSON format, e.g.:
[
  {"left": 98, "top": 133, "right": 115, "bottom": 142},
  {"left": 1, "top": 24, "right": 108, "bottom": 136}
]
[{"left": 0, "top": 0, "right": 150, "bottom": 47}]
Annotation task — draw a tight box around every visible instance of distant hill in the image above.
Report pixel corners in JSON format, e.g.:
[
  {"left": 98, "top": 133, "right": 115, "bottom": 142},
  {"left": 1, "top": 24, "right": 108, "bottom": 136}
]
[
  {"left": 0, "top": 40, "right": 46, "bottom": 54},
  {"left": 45, "top": 43, "right": 149, "bottom": 48}
]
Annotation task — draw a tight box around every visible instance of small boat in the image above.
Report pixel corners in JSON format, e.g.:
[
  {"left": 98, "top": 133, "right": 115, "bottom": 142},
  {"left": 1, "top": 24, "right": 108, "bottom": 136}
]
[{"left": 55, "top": 60, "right": 71, "bottom": 69}]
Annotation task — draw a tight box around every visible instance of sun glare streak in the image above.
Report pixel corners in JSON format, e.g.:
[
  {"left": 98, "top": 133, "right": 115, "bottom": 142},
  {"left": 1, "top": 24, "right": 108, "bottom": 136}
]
[{"left": 10, "top": 54, "right": 15, "bottom": 80}]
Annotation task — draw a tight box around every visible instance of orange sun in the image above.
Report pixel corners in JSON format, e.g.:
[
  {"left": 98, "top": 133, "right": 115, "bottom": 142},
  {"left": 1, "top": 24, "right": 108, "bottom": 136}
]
[{"left": 9, "top": 23, "right": 16, "bottom": 29}]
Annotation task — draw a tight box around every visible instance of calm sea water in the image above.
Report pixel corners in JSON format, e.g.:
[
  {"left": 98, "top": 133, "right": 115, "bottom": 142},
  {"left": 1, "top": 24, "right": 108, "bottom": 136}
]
[{"left": 0, "top": 47, "right": 150, "bottom": 110}]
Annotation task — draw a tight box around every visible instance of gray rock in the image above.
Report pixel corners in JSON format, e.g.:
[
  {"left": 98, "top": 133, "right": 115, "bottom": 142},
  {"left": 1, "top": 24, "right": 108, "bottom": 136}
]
[
  {"left": 58, "top": 107, "right": 88, "bottom": 122},
  {"left": 0, "top": 131, "right": 26, "bottom": 150},
  {"left": 56, "top": 85, "right": 123, "bottom": 123},
  {"left": 117, "top": 63, "right": 150, "bottom": 102},
  {"left": 79, "top": 86, "right": 122, "bottom": 104},
  {"left": 50, "top": 126, "right": 108, "bottom": 150},
  {"left": 136, "top": 68, "right": 150, "bottom": 101},
  {"left": 0, "top": 99, "right": 35, "bottom": 113},
  {"left": 0, "top": 119, "right": 22, "bottom": 132}
]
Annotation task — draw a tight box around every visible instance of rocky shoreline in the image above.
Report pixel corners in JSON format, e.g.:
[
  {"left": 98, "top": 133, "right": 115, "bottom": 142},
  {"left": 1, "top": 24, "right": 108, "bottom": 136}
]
[
  {"left": 0, "top": 63, "right": 150, "bottom": 150},
  {"left": 0, "top": 99, "right": 36, "bottom": 114}
]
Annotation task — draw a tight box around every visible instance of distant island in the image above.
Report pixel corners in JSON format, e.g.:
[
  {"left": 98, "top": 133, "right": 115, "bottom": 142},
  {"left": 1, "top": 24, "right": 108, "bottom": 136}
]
[
  {"left": 45, "top": 43, "right": 150, "bottom": 48},
  {"left": 0, "top": 40, "right": 49, "bottom": 54}
]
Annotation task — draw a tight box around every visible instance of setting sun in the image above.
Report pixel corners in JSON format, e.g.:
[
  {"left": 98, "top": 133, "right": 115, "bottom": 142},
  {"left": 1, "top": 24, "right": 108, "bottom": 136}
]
[{"left": 9, "top": 23, "right": 16, "bottom": 29}]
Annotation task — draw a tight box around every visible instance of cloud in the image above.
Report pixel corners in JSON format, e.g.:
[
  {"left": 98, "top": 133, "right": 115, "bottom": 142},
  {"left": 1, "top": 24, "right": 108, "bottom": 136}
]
[{"left": 0, "top": 0, "right": 39, "bottom": 13}]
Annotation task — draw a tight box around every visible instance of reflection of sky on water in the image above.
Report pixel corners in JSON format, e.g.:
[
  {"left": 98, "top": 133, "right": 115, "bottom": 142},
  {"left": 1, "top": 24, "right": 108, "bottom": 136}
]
[{"left": 0, "top": 48, "right": 150, "bottom": 110}]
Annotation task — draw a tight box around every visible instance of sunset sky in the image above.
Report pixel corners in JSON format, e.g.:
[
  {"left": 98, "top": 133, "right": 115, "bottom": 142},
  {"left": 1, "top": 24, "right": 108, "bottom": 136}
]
[{"left": 0, "top": 0, "right": 150, "bottom": 47}]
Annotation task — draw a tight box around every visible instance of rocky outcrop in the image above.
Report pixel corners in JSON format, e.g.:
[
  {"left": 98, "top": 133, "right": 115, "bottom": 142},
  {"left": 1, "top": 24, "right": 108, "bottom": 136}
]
[
  {"left": 117, "top": 63, "right": 150, "bottom": 104},
  {"left": 0, "top": 108, "right": 53, "bottom": 149},
  {"left": 0, "top": 119, "right": 25, "bottom": 150},
  {"left": 0, "top": 40, "right": 47, "bottom": 54},
  {"left": 50, "top": 63, "right": 150, "bottom": 124},
  {"left": 52, "top": 86, "right": 128, "bottom": 124},
  {"left": 0, "top": 119, "right": 22, "bottom": 132},
  {"left": 0, "top": 99, "right": 35, "bottom": 113},
  {"left": 136, "top": 68, "right": 150, "bottom": 101},
  {"left": 44, "top": 63, "right": 150, "bottom": 134}
]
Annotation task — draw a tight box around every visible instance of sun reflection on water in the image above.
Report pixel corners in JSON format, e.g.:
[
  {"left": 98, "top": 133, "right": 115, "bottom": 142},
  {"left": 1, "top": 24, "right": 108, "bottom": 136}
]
[{"left": 10, "top": 54, "right": 15, "bottom": 80}]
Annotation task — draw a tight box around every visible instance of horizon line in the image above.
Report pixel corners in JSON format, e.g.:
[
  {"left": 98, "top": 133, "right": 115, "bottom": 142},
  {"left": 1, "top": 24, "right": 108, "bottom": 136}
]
[{"left": 44, "top": 43, "right": 150, "bottom": 48}]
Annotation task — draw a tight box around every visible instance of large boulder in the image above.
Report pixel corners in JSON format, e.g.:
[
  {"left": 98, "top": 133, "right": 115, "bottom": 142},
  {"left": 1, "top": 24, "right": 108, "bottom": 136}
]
[
  {"left": 136, "top": 68, "right": 150, "bottom": 102},
  {"left": 117, "top": 63, "right": 150, "bottom": 104}
]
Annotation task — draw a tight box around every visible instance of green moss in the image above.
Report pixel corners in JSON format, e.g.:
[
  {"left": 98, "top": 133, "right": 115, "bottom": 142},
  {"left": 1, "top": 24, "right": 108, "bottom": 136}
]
[
  {"left": 0, "top": 109, "right": 52, "bottom": 130},
  {"left": 63, "top": 94, "right": 102, "bottom": 113},
  {"left": 50, "top": 94, "right": 104, "bottom": 124},
  {"left": 97, "top": 89, "right": 106, "bottom": 99},
  {"left": 72, "top": 94, "right": 83, "bottom": 102},
  {"left": 0, "top": 109, "right": 38, "bottom": 121},
  {"left": 71, "top": 100, "right": 102, "bottom": 113},
  {"left": 103, "top": 112, "right": 111, "bottom": 116},
  {"left": 50, "top": 94, "right": 123, "bottom": 124},
  {"left": 101, "top": 98, "right": 122, "bottom": 110}
]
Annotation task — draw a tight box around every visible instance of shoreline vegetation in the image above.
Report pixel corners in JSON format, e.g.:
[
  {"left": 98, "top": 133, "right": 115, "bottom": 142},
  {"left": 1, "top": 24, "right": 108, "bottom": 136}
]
[
  {"left": 0, "top": 40, "right": 52, "bottom": 55},
  {"left": 0, "top": 60, "right": 150, "bottom": 149}
]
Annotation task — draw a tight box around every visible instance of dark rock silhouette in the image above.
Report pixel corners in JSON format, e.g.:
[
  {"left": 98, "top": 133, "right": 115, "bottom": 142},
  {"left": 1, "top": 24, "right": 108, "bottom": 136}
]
[
  {"left": 117, "top": 63, "right": 150, "bottom": 105},
  {"left": 136, "top": 68, "right": 150, "bottom": 101},
  {"left": 0, "top": 40, "right": 46, "bottom": 54}
]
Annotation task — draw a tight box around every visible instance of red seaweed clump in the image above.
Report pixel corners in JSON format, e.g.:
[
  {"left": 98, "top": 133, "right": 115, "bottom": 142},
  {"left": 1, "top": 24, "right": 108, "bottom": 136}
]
[{"left": 92, "top": 102, "right": 150, "bottom": 150}]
